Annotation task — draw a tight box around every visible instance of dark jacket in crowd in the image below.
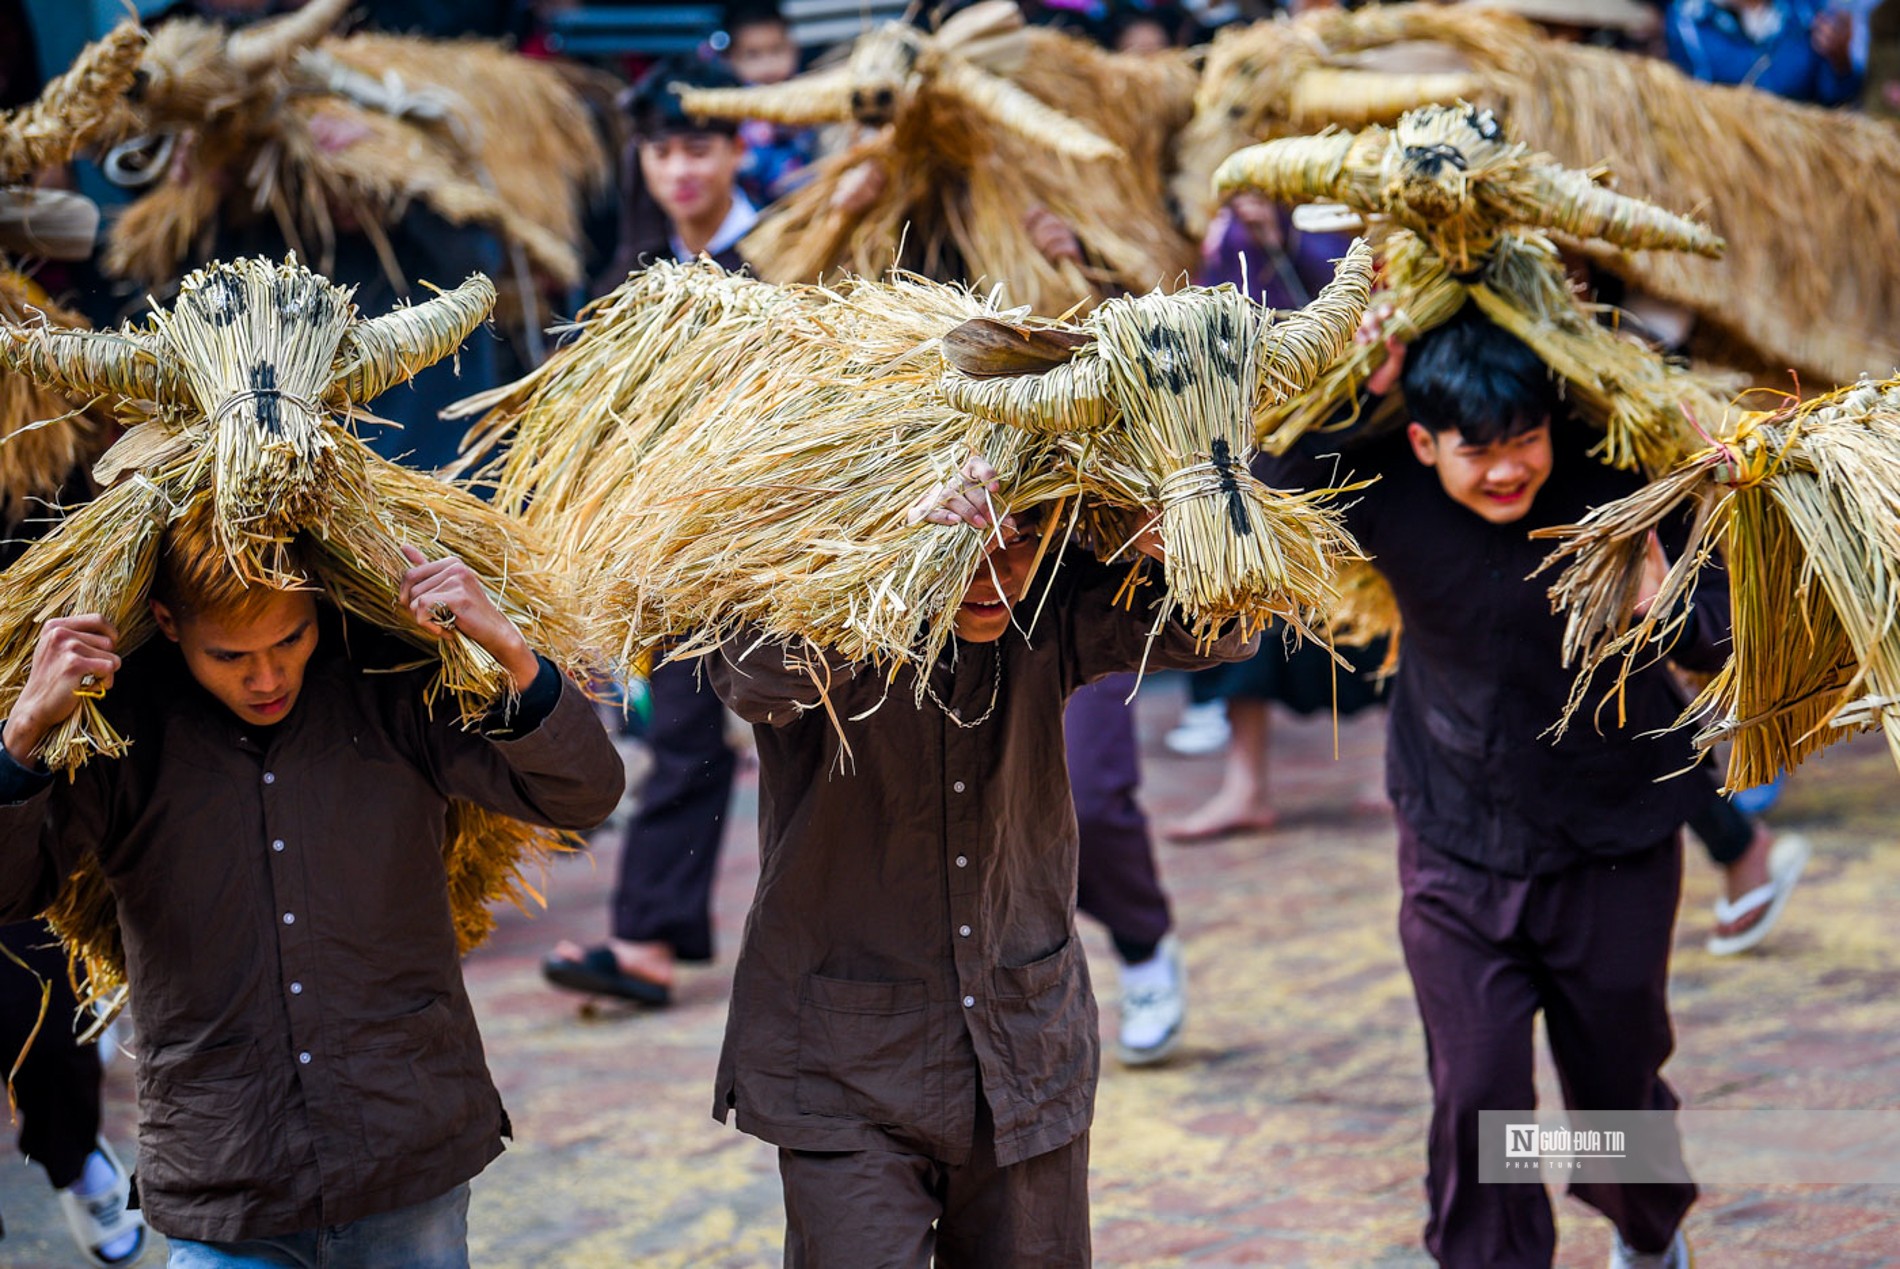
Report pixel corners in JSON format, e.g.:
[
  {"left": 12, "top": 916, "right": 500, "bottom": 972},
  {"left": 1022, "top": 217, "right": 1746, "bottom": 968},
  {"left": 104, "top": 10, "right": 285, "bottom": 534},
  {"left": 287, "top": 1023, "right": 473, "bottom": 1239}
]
[
  {"left": 0, "top": 621, "right": 624, "bottom": 1242},
  {"left": 1260, "top": 423, "right": 1732, "bottom": 877},
  {"left": 708, "top": 551, "right": 1256, "bottom": 1167},
  {"left": 1666, "top": 0, "right": 1863, "bottom": 104}
]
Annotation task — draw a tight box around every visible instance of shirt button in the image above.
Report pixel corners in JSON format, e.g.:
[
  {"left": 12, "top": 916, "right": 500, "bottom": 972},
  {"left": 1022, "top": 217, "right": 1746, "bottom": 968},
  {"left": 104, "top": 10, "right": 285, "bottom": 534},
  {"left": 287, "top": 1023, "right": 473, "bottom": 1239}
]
[
  {"left": 282, "top": 912, "right": 295, "bottom": 925},
  {"left": 962, "top": 995, "right": 975, "bottom": 1008},
  {"left": 271, "top": 839, "right": 285, "bottom": 853},
  {"left": 289, "top": 981, "right": 303, "bottom": 995},
  {"left": 298, "top": 1051, "right": 311, "bottom": 1065},
  {"left": 959, "top": 925, "right": 971, "bottom": 937},
  {"left": 953, "top": 780, "right": 966, "bottom": 793},
  {"left": 955, "top": 855, "right": 968, "bottom": 868},
  {"left": 263, "top": 771, "right": 276, "bottom": 785}
]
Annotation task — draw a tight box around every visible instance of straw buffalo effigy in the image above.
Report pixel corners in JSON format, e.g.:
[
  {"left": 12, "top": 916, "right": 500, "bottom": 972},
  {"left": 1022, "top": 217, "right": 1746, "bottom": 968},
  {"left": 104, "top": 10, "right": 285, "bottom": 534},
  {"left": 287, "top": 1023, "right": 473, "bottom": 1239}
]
[
  {"left": 99, "top": 0, "right": 607, "bottom": 299},
  {"left": 1216, "top": 103, "right": 1732, "bottom": 645},
  {"left": 455, "top": 241, "right": 1377, "bottom": 690},
  {"left": 1176, "top": 3, "right": 1900, "bottom": 387},
  {"left": 673, "top": 1, "right": 1199, "bottom": 314},
  {"left": 0, "top": 24, "right": 147, "bottom": 530},
  {"left": 0, "top": 256, "right": 591, "bottom": 1006}
]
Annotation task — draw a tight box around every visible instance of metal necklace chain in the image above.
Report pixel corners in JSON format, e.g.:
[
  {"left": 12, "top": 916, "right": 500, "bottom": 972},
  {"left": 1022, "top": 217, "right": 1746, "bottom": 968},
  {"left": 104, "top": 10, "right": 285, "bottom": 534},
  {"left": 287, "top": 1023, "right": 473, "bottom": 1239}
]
[{"left": 923, "top": 648, "right": 1003, "bottom": 729}]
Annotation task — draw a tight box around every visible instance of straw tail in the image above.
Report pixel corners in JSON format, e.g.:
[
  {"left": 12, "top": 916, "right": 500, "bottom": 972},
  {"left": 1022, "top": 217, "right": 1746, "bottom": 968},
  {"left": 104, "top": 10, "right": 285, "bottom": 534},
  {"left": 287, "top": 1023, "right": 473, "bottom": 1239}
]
[
  {"left": 933, "top": 57, "right": 1124, "bottom": 164},
  {"left": 1288, "top": 68, "right": 1481, "bottom": 128},
  {"left": 20, "top": 478, "right": 172, "bottom": 773},
  {"left": 1213, "top": 129, "right": 1372, "bottom": 206},
  {"left": 225, "top": 0, "right": 350, "bottom": 72},
  {"left": 939, "top": 354, "right": 1113, "bottom": 434},
  {"left": 0, "top": 324, "right": 189, "bottom": 407},
  {"left": 674, "top": 69, "right": 854, "bottom": 127},
  {"left": 1521, "top": 167, "right": 1725, "bottom": 259},
  {"left": 1255, "top": 238, "right": 1374, "bottom": 404},
  {"left": 0, "top": 22, "right": 145, "bottom": 183},
  {"left": 332, "top": 273, "right": 496, "bottom": 404}
]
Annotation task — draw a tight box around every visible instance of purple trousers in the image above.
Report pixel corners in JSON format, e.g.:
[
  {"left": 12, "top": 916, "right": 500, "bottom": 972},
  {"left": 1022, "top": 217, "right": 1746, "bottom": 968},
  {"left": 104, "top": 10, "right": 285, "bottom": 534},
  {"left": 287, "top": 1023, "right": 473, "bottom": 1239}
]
[
  {"left": 1066, "top": 675, "right": 1171, "bottom": 956},
  {"left": 1397, "top": 822, "right": 1696, "bottom": 1267},
  {"left": 612, "top": 660, "right": 736, "bottom": 960}
]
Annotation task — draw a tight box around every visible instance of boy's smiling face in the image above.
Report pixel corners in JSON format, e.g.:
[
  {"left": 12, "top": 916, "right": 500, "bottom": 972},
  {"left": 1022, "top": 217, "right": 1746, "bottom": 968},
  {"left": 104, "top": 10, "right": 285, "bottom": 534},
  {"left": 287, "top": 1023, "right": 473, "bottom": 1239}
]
[{"left": 1407, "top": 420, "right": 1554, "bottom": 525}]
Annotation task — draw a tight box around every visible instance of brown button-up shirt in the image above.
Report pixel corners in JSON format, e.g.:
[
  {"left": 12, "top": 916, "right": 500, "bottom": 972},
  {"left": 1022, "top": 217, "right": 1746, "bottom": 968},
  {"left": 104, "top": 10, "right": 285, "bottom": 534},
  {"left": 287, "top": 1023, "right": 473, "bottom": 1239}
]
[
  {"left": 708, "top": 553, "right": 1255, "bottom": 1167},
  {"left": 0, "top": 627, "right": 624, "bottom": 1242}
]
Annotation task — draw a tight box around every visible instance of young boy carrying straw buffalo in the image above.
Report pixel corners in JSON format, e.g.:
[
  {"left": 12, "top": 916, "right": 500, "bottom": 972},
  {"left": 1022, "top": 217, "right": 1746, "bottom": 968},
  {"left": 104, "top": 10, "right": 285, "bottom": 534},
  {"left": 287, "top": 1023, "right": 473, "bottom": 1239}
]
[
  {"left": 1264, "top": 305, "right": 1720, "bottom": 1269},
  {"left": 706, "top": 461, "right": 1257, "bottom": 1265},
  {"left": 0, "top": 516, "right": 624, "bottom": 1267}
]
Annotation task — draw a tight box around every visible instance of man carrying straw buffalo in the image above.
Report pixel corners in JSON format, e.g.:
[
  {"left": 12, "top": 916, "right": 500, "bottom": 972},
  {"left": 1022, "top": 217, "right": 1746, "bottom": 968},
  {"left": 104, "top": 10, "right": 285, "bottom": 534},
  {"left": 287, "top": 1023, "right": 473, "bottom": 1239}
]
[
  {"left": 0, "top": 514, "right": 624, "bottom": 1267},
  {"left": 704, "top": 459, "right": 1257, "bottom": 1265},
  {"left": 1263, "top": 306, "right": 1717, "bottom": 1269}
]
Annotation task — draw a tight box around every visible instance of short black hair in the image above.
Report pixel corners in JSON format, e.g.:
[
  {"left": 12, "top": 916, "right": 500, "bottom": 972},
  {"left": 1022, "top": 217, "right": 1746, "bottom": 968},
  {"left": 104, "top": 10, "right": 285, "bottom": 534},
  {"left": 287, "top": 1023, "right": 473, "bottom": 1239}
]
[
  {"left": 723, "top": 0, "right": 789, "bottom": 35},
  {"left": 623, "top": 56, "right": 742, "bottom": 140},
  {"left": 1400, "top": 303, "right": 1562, "bottom": 446}
]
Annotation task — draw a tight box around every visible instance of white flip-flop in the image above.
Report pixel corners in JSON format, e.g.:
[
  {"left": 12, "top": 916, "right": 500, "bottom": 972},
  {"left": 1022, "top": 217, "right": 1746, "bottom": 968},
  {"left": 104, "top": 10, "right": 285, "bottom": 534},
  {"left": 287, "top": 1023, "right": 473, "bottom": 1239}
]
[{"left": 1707, "top": 833, "right": 1811, "bottom": 957}]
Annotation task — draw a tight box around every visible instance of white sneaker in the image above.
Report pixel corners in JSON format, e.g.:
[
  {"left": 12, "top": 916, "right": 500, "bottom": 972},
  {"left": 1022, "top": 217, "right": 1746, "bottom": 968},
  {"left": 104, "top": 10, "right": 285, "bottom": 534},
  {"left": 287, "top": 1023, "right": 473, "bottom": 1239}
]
[
  {"left": 1116, "top": 936, "right": 1185, "bottom": 1067},
  {"left": 1164, "top": 702, "right": 1230, "bottom": 756},
  {"left": 57, "top": 1139, "right": 147, "bottom": 1267},
  {"left": 1609, "top": 1228, "right": 1691, "bottom": 1269}
]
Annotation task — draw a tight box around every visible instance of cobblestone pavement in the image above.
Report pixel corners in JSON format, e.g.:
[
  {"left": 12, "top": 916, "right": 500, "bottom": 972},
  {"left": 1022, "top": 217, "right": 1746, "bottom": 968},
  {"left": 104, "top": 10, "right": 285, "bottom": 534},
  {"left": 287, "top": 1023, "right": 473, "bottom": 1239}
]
[{"left": 4, "top": 678, "right": 1899, "bottom": 1266}]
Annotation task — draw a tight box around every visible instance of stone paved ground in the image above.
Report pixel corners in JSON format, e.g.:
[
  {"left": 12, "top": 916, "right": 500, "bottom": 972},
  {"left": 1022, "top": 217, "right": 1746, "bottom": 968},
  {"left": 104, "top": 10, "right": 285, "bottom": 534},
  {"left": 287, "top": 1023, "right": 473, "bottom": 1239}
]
[{"left": 4, "top": 677, "right": 1899, "bottom": 1266}]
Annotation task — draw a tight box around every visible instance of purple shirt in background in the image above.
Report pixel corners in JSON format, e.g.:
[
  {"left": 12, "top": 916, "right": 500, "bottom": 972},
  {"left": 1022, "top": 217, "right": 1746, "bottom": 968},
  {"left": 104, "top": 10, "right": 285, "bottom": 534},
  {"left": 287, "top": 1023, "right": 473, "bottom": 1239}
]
[{"left": 1196, "top": 204, "right": 1356, "bottom": 310}]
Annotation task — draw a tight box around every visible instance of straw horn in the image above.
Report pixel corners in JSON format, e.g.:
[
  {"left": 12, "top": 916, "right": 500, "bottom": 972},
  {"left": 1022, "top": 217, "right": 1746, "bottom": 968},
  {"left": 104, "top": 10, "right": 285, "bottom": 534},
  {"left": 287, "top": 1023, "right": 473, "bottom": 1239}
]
[
  {"left": 1256, "top": 238, "right": 1374, "bottom": 403},
  {"left": 1288, "top": 67, "right": 1482, "bottom": 128},
  {"left": 674, "top": 68, "right": 854, "bottom": 128},
  {"left": 0, "top": 324, "right": 189, "bottom": 406},
  {"left": 934, "top": 0, "right": 1029, "bottom": 74},
  {"left": 1213, "top": 129, "right": 1370, "bottom": 206},
  {"left": 227, "top": 0, "right": 350, "bottom": 72},
  {"left": 934, "top": 58, "right": 1123, "bottom": 163},
  {"left": 1522, "top": 166, "right": 1725, "bottom": 259},
  {"left": 940, "top": 355, "right": 1113, "bottom": 434},
  {"left": 331, "top": 274, "right": 496, "bottom": 404}
]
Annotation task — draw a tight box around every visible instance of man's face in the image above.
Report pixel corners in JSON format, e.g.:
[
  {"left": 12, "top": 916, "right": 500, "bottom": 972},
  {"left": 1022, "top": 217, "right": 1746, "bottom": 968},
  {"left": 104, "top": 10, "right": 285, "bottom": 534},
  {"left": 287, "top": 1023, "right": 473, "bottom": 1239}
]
[
  {"left": 728, "top": 22, "right": 799, "bottom": 86},
  {"left": 953, "top": 522, "right": 1043, "bottom": 643},
  {"left": 1407, "top": 420, "right": 1554, "bottom": 525},
  {"left": 152, "top": 590, "right": 321, "bottom": 727},
  {"left": 638, "top": 132, "right": 742, "bottom": 227}
]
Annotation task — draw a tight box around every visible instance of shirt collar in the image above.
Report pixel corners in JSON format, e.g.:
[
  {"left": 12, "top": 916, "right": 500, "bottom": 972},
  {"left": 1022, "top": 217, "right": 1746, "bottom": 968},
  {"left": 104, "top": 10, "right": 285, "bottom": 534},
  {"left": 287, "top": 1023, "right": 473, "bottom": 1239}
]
[{"left": 669, "top": 190, "right": 760, "bottom": 263}]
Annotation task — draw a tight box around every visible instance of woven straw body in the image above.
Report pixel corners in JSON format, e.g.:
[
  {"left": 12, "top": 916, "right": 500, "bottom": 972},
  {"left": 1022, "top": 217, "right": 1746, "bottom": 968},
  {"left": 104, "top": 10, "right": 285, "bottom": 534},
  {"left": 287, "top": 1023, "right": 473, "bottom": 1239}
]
[
  {"left": 1539, "top": 379, "right": 1900, "bottom": 791},
  {"left": 460, "top": 248, "right": 1373, "bottom": 689}
]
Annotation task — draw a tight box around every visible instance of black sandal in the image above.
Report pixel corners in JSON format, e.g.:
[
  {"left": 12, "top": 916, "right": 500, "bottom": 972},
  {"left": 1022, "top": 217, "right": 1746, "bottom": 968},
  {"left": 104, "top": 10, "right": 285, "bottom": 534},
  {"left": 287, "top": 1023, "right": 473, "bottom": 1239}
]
[{"left": 542, "top": 946, "right": 671, "bottom": 1006}]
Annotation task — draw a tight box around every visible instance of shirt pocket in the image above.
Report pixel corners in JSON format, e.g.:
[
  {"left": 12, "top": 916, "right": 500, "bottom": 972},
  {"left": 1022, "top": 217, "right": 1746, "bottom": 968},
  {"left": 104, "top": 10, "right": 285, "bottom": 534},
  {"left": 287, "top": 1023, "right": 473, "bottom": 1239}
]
[
  {"left": 344, "top": 995, "right": 490, "bottom": 1161},
  {"left": 794, "top": 973, "right": 929, "bottom": 1125},
  {"left": 993, "top": 935, "right": 1093, "bottom": 1113},
  {"left": 136, "top": 1039, "right": 282, "bottom": 1196}
]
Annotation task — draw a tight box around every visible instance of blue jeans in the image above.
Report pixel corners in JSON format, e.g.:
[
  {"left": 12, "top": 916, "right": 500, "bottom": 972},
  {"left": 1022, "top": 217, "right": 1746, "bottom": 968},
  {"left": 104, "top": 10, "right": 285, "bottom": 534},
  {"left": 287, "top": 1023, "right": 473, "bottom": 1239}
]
[{"left": 166, "top": 1183, "right": 469, "bottom": 1268}]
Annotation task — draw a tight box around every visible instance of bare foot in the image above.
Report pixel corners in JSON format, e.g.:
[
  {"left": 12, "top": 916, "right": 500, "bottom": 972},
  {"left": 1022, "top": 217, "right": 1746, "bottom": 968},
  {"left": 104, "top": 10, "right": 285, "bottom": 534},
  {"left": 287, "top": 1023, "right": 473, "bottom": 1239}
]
[
  {"left": 1165, "top": 790, "right": 1280, "bottom": 843},
  {"left": 1713, "top": 825, "right": 1774, "bottom": 940},
  {"left": 550, "top": 938, "right": 677, "bottom": 989}
]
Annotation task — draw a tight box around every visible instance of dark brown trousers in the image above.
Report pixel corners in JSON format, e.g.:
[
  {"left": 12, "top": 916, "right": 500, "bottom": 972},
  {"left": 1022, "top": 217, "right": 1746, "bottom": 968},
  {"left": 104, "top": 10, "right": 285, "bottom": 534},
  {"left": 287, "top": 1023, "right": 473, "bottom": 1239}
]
[
  {"left": 777, "top": 1091, "right": 1090, "bottom": 1268},
  {"left": 1397, "top": 822, "right": 1697, "bottom": 1268}
]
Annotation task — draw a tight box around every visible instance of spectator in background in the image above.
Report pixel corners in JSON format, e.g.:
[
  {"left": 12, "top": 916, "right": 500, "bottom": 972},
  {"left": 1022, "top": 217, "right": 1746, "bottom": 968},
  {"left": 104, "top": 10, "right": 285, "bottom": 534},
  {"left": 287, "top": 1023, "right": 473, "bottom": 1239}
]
[
  {"left": 547, "top": 60, "right": 758, "bottom": 1010},
  {"left": 1666, "top": 0, "right": 1863, "bottom": 104},
  {"left": 722, "top": 0, "right": 818, "bottom": 206}
]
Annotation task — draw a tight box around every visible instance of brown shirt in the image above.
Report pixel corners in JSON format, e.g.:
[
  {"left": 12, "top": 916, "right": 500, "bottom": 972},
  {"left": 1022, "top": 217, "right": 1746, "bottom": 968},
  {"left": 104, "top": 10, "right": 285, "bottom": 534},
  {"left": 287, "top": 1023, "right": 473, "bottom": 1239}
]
[
  {"left": 0, "top": 626, "right": 624, "bottom": 1242},
  {"left": 708, "top": 553, "right": 1255, "bottom": 1167}
]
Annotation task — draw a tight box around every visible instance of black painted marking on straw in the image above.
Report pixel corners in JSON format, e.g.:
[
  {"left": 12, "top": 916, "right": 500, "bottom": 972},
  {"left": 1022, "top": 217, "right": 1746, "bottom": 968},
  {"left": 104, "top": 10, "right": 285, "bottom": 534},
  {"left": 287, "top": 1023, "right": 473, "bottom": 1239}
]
[
  {"left": 1210, "top": 437, "right": 1251, "bottom": 538},
  {"left": 249, "top": 362, "right": 283, "bottom": 436},
  {"left": 199, "top": 272, "right": 245, "bottom": 328}
]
